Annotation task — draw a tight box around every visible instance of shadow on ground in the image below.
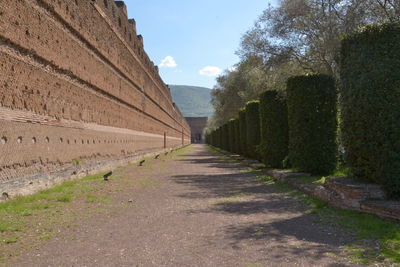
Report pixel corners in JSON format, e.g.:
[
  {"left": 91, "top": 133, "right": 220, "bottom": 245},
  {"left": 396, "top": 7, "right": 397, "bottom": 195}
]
[{"left": 171, "top": 146, "right": 353, "bottom": 265}]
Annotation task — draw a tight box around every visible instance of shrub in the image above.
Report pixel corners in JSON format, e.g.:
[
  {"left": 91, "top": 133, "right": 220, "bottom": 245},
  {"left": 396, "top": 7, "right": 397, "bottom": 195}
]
[
  {"left": 245, "top": 100, "right": 261, "bottom": 159},
  {"left": 259, "top": 90, "right": 288, "bottom": 168},
  {"left": 238, "top": 108, "right": 247, "bottom": 156},
  {"left": 234, "top": 118, "right": 241, "bottom": 154},
  {"left": 287, "top": 74, "right": 337, "bottom": 174},
  {"left": 340, "top": 23, "right": 400, "bottom": 198},
  {"left": 215, "top": 127, "right": 222, "bottom": 148},
  {"left": 228, "top": 119, "right": 236, "bottom": 152},
  {"left": 222, "top": 123, "right": 230, "bottom": 151}
]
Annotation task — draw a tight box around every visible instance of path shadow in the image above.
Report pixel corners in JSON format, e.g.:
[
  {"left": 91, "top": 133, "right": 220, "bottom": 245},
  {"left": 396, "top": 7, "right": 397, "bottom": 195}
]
[{"left": 170, "top": 145, "right": 353, "bottom": 264}]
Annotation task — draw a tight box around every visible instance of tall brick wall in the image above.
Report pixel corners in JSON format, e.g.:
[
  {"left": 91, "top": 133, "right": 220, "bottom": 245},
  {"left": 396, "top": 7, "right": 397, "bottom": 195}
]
[{"left": 0, "top": 0, "right": 191, "bottom": 198}]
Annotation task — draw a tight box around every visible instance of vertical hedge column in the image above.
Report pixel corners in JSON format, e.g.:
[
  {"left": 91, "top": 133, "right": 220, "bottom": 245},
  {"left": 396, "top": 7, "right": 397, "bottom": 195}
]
[
  {"left": 216, "top": 127, "right": 222, "bottom": 148},
  {"left": 287, "top": 74, "right": 337, "bottom": 174},
  {"left": 245, "top": 101, "right": 261, "bottom": 159},
  {"left": 222, "top": 124, "right": 229, "bottom": 151},
  {"left": 259, "top": 90, "right": 288, "bottom": 168},
  {"left": 228, "top": 119, "right": 236, "bottom": 152},
  {"left": 239, "top": 108, "right": 247, "bottom": 156},
  {"left": 234, "top": 118, "right": 241, "bottom": 154},
  {"left": 340, "top": 23, "right": 400, "bottom": 197}
]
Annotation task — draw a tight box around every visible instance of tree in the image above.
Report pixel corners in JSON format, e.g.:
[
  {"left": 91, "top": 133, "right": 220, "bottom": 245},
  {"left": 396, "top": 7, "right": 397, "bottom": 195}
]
[{"left": 238, "top": 0, "right": 399, "bottom": 77}]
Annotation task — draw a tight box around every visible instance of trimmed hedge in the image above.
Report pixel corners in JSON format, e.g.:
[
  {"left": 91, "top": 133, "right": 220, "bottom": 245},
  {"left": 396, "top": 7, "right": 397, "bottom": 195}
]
[
  {"left": 340, "top": 23, "right": 400, "bottom": 197},
  {"left": 216, "top": 127, "right": 222, "bottom": 148},
  {"left": 245, "top": 100, "right": 261, "bottom": 159},
  {"left": 259, "top": 90, "right": 288, "bottom": 168},
  {"left": 234, "top": 118, "right": 241, "bottom": 154},
  {"left": 287, "top": 74, "right": 337, "bottom": 174},
  {"left": 228, "top": 119, "right": 236, "bottom": 152},
  {"left": 238, "top": 108, "right": 247, "bottom": 156},
  {"left": 221, "top": 123, "right": 229, "bottom": 151}
]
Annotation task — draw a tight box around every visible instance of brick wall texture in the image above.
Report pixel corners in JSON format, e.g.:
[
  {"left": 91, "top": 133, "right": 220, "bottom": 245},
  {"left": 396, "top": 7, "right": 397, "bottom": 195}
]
[{"left": 0, "top": 0, "right": 191, "bottom": 197}]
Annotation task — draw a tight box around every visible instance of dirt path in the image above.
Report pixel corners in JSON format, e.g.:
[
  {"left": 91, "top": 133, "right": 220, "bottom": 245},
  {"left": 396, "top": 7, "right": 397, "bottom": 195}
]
[{"left": 11, "top": 144, "right": 357, "bottom": 266}]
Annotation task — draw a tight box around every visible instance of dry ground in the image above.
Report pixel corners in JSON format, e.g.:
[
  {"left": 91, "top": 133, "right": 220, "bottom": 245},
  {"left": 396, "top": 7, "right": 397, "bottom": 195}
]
[{"left": 4, "top": 144, "right": 363, "bottom": 266}]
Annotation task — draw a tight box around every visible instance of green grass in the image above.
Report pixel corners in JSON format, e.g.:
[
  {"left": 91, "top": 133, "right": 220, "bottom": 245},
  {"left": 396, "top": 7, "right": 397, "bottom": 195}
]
[
  {"left": 331, "top": 166, "right": 352, "bottom": 177},
  {"left": 296, "top": 175, "right": 326, "bottom": 185},
  {"left": 71, "top": 158, "right": 85, "bottom": 165},
  {"left": 0, "top": 173, "right": 105, "bottom": 235},
  {"left": 85, "top": 194, "right": 111, "bottom": 204},
  {"left": 256, "top": 174, "right": 400, "bottom": 264},
  {"left": 3, "top": 237, "right": 19, "bottom": 244}
]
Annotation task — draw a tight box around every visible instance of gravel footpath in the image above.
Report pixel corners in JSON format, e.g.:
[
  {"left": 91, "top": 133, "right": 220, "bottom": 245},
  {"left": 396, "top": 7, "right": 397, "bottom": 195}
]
[{"left": 12, "top": 144, "right": 358, "bottom": 267}]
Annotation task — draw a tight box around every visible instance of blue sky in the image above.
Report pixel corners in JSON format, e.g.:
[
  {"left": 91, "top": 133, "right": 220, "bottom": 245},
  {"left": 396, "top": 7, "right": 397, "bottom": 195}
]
[{"left": 125, "top": 0, "right": 276, "bottom": 89}]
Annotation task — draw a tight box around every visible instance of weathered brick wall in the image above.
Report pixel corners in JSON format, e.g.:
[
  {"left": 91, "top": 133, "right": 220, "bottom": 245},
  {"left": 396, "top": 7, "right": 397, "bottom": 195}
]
[{"left": 0, "top": 0, "right": 191, "bottom": 198}]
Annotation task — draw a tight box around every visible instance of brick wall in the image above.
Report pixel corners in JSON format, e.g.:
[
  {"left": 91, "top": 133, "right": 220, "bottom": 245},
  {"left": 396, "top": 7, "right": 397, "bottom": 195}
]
[{"left": 0, "top": 0, "right": 191, "bottom": 198}]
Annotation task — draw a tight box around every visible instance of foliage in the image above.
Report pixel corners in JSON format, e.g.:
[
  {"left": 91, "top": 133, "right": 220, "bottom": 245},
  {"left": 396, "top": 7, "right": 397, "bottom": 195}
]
[
  {"left": 239, "top": 108, "right": 247, "bottom": 156},
  {"left": 207, "top": 56, "right": 268, "bottom": 130},
  {"left": 259, "top": 90, "right": 289, "bottom": 168},
  {"left": 221, "top": 124, "right": 230, "bottom": 151},
  {"left": 233, "top": 118, "right": 241, "bottom": 154},
  {"left": 245, "top": 100, "right": 261, "bottom": 159},
  {"left": 239, "top": 0, "right": 400, "bottom": 77},
  {"left": 208, "top": 1, "right": 399, "bottom": 129},
  {"left": 287, "top": 74, "right": 337, "bottom": 174},
  {"left": 228, "top": 119, "right": 236, "bottom": 153},
  {"left": 339, "top": 23, "right": 400, "bottom": 198}
]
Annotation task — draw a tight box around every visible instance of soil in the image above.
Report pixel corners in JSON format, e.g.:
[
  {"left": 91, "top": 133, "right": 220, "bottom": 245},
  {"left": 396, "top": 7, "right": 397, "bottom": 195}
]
[{"left": 9, "top": 144, "right": 360, "bottom": 266}]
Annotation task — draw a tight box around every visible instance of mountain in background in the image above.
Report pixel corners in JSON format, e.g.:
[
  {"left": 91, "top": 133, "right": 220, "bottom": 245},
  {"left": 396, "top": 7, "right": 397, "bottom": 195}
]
[{"left": 169, "top": 85, "right": 213, "bottom": 117}]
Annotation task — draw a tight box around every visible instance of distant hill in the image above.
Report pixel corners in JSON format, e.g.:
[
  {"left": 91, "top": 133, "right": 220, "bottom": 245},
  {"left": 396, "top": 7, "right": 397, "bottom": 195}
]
[{"left": 169, "top": 85, "right": 213, "bottom": 117}]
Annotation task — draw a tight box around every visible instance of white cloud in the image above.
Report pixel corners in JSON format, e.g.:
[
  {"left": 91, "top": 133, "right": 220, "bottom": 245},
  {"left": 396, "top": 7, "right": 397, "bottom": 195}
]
[
  {"left": 228, "top": 66, "right": 237, "bottom": 72},
  {"left": 199, "top": 66, "right": 223, "bottom": 77},
  {"left": 159, "top": 56, "right": 177, "bottom": 68}
]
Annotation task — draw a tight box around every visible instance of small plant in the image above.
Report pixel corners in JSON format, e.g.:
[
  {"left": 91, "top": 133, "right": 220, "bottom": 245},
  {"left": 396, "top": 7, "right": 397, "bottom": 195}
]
[{"left": 72, "top": 158, "right": 85, "bottom": 165}]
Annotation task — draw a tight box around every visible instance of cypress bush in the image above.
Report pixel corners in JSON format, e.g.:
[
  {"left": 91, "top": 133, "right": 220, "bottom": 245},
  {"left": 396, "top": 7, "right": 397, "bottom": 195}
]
[
  {"left": 245, "top": 100, "right": 261, "bottom": 159},
  {"left": 211, "top": 131, "right": 216, "bottom": 146},
  {"left": 222, "top": 123, "right": 230, "bottom": 151},
  {"left": 340, "top": 23, "right": 400, "bottom": 197},
  {"left": 239, "top": 108, "right": 247, "bottom": 156},
  {"left": 234, "top": 118, "right": 241, "bottom": 154},
  {"left": 287, "top": 74, "right": 337, "bottom": 174},
  {"left": 216, "top": 127, "right": 222, "bottom": 148},
  {"left": 259, "top": 90, "right": 288, "bottom": 168},
  {"left": 228, "top": 119, "right": 236, "bottom": 152}
]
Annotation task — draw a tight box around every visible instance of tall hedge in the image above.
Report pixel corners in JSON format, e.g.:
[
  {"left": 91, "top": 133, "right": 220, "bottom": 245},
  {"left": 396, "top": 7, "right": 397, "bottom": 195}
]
[
  {"left": 238, "top": 108, "right": 247, "bottom": 156},
  {"left": 216, "top": 127, "right": 222, "bottom": 148},
  {"left": 259, "top": 90, "right": 288, "bottom": 168},
  {"left": 228, "top": 119, "right": 236, "bottom": 152},
  {"left": 245, "top": 101, "right": 261, "bottom": 159},
  {"left": 221, "top": 123, "right": 230, "bottom": 151},
  {"left": 287, "top": 74, "right": 337, "bottom": 174},
  {"left": 234, "top": 118, "right": 241, "bottom": 154},
  {"left": 340, "top": 23, "right": 400, "bottom": 197}
]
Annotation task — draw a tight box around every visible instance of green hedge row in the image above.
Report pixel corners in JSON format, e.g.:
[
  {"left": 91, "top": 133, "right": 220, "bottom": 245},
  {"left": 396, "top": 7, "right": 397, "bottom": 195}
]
[
  {"left": 239, "top": 108, "right": 247, "bottom": 156},
  {"left": 206, "top": 21, "right": 400, "bottom": 198},
  {"left": 259, "top": 90, "right": 288, "bottom": 168},
  {"left": 340, "top": 23, "right": 400, "bottom": 197},
  {"left": 245, "top": 101, "right": 261, "bottom": 159},
  {"left": 207, "top": 77, "right": 337, "bottom": 175},
  {"left": 228, "top": 119, "right": 236, "bottom": 153},
  {"left": 287, "top": 74, "right": 337, "bottom": 175}
]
